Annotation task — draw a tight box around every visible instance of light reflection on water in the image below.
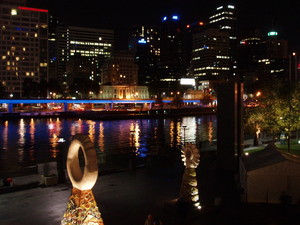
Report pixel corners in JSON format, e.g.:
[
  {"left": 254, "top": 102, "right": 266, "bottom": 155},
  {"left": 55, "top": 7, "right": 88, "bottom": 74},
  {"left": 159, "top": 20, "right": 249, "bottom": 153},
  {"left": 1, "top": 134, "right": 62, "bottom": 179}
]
[{"left": 0, "top": 115, "right": 217, "bottom": 175}]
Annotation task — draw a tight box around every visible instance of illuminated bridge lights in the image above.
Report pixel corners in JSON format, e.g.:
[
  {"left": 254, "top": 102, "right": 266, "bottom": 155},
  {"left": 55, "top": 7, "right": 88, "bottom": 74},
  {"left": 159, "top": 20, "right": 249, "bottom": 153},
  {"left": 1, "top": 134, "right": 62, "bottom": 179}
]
[{"left": 0, "top": 99, "right": 200, "bottom": 104}]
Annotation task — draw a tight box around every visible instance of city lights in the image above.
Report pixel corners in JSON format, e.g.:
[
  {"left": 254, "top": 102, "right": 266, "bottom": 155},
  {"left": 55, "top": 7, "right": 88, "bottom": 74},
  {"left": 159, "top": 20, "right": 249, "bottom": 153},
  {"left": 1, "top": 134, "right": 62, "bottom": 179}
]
[{"left": 268, "top": 31, "right": 278, "bottom": 36}]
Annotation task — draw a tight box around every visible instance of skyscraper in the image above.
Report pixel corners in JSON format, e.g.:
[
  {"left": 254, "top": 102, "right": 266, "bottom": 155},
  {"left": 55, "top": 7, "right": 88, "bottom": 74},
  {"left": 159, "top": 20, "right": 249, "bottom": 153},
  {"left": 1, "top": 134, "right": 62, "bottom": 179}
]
[
  {"left": 158, "top": 14, "right": 187, "bottom": 94},
  {"left": 128, "top": 25, "right": 160, "bottom": 86},
  {"left": 191, "top": 4, "right": 237, "bottom": 83},
  {"left": 0, "top": 0, "right": 48, "bottom": 98},
  {"left": 192, "top": 28, "right": 230, "bottom": 79},
  {"left": 55, "top": 25, "right": 114, "bottom": 90}
]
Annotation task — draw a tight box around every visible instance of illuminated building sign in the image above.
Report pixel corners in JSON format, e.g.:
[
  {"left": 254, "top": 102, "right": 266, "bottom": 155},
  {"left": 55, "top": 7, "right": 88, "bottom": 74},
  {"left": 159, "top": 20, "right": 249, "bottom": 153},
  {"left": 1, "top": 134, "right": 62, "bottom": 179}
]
[
  {"left": 18, "top": 6, "right": 48, "bottom": 13},
  {"left": 138, "top": 38, "right": 147, "bottom": 44},
  {"left": 180, "top": 78, "right": 196, "bottom": 86},
  {"left": 268, "top": 31, "right": 278, "bottom": 36}
]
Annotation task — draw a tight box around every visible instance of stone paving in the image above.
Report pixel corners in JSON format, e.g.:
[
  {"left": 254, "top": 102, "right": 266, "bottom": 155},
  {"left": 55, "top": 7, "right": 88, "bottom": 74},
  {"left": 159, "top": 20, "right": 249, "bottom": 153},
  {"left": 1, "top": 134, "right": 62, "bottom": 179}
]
[{"left": 1, "top": 144, "right": 300, "bottom": 225}]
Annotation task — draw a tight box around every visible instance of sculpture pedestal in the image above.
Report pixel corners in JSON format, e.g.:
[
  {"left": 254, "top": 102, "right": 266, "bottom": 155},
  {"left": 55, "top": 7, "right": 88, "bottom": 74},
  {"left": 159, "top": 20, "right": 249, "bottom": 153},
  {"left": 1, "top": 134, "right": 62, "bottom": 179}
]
[{"left": 61, "top": 188, "right": 104, "bottom": 225}]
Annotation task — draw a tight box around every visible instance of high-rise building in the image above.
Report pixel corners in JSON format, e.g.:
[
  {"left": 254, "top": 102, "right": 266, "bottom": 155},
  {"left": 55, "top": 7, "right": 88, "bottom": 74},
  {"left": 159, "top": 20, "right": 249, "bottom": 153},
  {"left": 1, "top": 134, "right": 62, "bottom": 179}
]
[
  {"left": 0, "top": 0, "right": 48, "bottom": 98},
  {"left": 192, "top": 29, "right": 230, "bottom": 79},
  {"left": 237, "top": 30, "right": 288, "bottom": 92},
  {"left": 208, "top": 4, "right": 237, "bottom": 37},
  {"left": 128, "top": 25, "right": 160, "bottom": 86},
  {"left": 101, "top": 51, "right": 138, "bottom": 85},
  {"left": 48, "top": 15, "right": 60, "bottom": 80},
  {"left": 55, "top": 25, "right": 114, "bottom": 89},
  {"left": 158, "top": 14, "right": 187, "bottom": 94},
  {"left": 208, "top": 4, "right": 237, "bottom": 78}
]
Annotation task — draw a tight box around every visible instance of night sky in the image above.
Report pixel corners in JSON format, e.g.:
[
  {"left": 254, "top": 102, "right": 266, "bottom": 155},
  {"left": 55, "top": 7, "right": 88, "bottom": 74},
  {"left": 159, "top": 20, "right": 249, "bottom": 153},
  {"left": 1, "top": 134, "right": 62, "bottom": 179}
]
[{"left": 29, "top": 0, "right": 300, "bottom": 51}]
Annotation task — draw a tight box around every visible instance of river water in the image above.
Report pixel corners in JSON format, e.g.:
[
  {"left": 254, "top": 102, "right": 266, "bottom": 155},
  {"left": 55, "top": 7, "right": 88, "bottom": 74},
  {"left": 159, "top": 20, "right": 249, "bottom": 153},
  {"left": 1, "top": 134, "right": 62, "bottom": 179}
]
[{"left": 0, "top": 115, "right": 217, "bottom": 177}]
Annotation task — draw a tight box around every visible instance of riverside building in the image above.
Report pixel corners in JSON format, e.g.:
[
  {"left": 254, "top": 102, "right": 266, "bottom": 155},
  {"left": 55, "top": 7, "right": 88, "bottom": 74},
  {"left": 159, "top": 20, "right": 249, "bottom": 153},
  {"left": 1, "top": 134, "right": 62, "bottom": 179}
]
[{"left": 0, "top": 0, "right": 48, "bottom": 98}]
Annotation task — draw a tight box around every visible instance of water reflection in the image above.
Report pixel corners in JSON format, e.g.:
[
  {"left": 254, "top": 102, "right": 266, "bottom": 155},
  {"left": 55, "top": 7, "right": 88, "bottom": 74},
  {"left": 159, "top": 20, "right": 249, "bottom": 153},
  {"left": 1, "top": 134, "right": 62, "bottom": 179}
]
[
  {"left": 0, "top": 115, "right": 217, "bottom": 174},
  {"left": 98, "top": 122, "right": 104, "bottom": 152},
  {"left": 2, "top": 121, "right": 8, "bottom": 151},
  {"left": 18, "top": 118, "right": 25, "bottom": 162},
  {"left": 49, "top": 118, "right": 61, "bottom": 158}
]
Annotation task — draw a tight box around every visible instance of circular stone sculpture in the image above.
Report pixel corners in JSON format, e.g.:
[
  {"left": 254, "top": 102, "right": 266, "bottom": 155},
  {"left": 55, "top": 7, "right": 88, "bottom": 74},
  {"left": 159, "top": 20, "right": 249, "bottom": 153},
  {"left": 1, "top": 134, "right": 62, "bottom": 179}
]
[
  {"left": 67, "top": 134, "right": 98, "bottom": 190},
  {"left": 61, "top": 134, "right": 104, "bottom": 225}
]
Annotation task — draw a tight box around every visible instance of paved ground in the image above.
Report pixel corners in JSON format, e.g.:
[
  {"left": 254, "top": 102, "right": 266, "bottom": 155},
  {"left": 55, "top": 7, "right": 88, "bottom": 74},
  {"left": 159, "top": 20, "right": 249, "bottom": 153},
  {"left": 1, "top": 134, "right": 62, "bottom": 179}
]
[{"left": 1, "top": 142, "right": 300, "bottom": 225}]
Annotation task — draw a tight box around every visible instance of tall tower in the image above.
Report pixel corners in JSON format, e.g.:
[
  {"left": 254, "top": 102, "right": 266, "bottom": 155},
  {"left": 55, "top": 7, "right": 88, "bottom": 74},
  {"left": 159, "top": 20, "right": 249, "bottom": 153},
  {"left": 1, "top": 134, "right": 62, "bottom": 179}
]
[
  {"left": 55, "top": 25, "right": 114, "bottom": 90},
  {"left": 0, "top": 0, "right": 48, "bottom": 98},
  {"left": 128, "top": 25, "right": 160, "bottom": 87},
  {"left": 158, "top": 14, "right": 186, "bottom": 94},
  {"left": 192, "top": 28, "right": 230, "bottom": 80},
  {"left": 209, "top": 4, "right": 238, "bottom": 78}
]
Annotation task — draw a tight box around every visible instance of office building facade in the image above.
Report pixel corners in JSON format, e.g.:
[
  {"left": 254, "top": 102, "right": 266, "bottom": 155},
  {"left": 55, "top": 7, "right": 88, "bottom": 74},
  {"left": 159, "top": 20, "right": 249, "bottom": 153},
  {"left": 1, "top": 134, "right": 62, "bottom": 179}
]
[
  {"left": 55, "top": 25, "right": 114, "bottom": 89},
  {"left": 101, "top": 51, "right": 138, "bottom": 86},
  {"left": 0, "top": 0, "right": 48, "bottom": 97},
  {"left": 128, "top": 25, "right": 160, "bottom": 86}
]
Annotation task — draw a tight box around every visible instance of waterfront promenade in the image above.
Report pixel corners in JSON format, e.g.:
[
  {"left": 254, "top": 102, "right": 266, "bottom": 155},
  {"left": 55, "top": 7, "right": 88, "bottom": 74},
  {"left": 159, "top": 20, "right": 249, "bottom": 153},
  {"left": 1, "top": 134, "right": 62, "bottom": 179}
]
[{"left": 1, "top": 146, "right": 300, "bottom": 225}]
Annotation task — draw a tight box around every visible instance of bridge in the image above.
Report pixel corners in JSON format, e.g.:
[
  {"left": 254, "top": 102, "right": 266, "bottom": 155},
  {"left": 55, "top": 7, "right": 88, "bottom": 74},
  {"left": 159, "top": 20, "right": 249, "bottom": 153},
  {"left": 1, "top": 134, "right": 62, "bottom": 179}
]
[{"left": 0, "top": 99, "right": 201, "bottom": 113}]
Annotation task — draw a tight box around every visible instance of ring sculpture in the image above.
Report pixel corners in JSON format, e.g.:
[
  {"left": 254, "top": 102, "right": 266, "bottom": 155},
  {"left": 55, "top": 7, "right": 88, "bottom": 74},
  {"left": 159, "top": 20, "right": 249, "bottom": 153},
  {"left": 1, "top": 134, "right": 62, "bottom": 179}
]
[
  {"left": 61, "top": 134, "right": 104, "bottom": 225},
  {"left": 178, "top": 143, "right": 201, "bottom": 209}
]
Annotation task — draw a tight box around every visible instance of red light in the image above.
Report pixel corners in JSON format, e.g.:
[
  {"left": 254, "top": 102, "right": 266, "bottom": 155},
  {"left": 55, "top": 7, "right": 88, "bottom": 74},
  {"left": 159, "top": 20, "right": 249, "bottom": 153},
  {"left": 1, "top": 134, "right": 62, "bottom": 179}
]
[
  {"left": 18, "top": 6, "right": 48, "bottom": 13},
  {"left": 199, "top": 21, "right": 204, "bottom": 26},
  {"left": 298, "top": 63, "right": 300, "bottom": 69}
]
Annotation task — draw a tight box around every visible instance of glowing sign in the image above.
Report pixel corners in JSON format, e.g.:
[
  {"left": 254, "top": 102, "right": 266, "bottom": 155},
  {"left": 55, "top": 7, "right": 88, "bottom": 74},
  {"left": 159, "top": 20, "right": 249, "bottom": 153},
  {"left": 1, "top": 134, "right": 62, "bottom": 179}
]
[
  {"left": 172, "top": 15, "right": 179, "bottom": 20},
  {"left": 163, "top": 16, "right": 167, "bottom": 21},
  {"left": 180, "top": 78, "right": 196, "bottom": 86},
  {"left": 18, "top": 6, "right": 48, "bottom": 12},
  {"left": 138, "top": 38, "right": 146, "bottom": 44},
  {"left": 268, "top": 31, "right": 278, "bottom": 36}
]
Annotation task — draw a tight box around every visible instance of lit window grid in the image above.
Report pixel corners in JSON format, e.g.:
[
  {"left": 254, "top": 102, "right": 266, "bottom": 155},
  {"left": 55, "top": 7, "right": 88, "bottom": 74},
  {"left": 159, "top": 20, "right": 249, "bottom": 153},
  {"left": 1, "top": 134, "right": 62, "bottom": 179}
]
[{"left": 0, "top": 5, "right": 48, "bottom": 95}]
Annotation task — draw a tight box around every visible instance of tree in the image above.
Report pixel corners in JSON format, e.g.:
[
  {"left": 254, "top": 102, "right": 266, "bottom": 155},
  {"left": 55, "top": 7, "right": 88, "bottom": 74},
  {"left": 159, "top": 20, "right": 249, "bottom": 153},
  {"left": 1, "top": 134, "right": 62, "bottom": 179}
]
[
  {"left": 201, "top": 91, "right": 213, "bottom": 106},
  {"left": 172, "top": 94, "right": 183, "bottom": 109},
  {"left": 23, "top": 78, "right": 39, "bottom": 98},
  {"left": 0, "top": 82, "right": 5, "bottom": 98},
  {"left": 154, "top": 94, "right": 164, "bottom": 110},
  {"left": 245, "top": 82, "right": 300, "bottom": 151}
]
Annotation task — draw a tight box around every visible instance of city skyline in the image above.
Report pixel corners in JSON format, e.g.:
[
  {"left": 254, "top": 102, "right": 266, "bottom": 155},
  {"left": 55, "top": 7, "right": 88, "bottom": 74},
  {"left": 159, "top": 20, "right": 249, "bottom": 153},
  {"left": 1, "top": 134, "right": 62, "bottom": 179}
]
[{"left": 29, "top": 0, "right": 300, "bottom": 51}]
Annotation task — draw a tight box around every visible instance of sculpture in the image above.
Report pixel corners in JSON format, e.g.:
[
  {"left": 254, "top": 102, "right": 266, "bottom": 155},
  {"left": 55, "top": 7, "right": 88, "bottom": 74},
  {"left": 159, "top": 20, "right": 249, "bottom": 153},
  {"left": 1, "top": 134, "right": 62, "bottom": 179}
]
[
  {"left": 61, "top": 134, "right": 104, "bottom": 225},
  {"left": 178, "top": 143, "right": 201, "bottom": 209}
]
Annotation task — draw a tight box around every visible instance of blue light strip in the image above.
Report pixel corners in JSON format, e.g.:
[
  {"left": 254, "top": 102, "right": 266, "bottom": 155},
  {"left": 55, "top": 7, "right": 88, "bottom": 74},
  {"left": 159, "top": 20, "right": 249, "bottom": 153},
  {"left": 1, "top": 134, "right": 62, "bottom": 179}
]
[{"left": 0, "top": 99, "right": 159, "bottom": 104}]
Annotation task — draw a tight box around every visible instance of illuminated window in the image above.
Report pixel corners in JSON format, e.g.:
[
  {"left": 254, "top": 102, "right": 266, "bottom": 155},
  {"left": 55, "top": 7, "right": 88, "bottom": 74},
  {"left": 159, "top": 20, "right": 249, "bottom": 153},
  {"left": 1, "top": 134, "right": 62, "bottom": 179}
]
[{"left": 11, "top": 9, "right": 17, "bottom": 15}]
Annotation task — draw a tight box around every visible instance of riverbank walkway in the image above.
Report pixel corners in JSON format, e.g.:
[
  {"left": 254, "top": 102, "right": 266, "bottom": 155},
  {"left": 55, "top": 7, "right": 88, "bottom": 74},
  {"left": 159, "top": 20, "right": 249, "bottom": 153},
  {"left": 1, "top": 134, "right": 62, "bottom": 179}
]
[{"left": 1, "top": 138, "right": 300, "bottom": 224}]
